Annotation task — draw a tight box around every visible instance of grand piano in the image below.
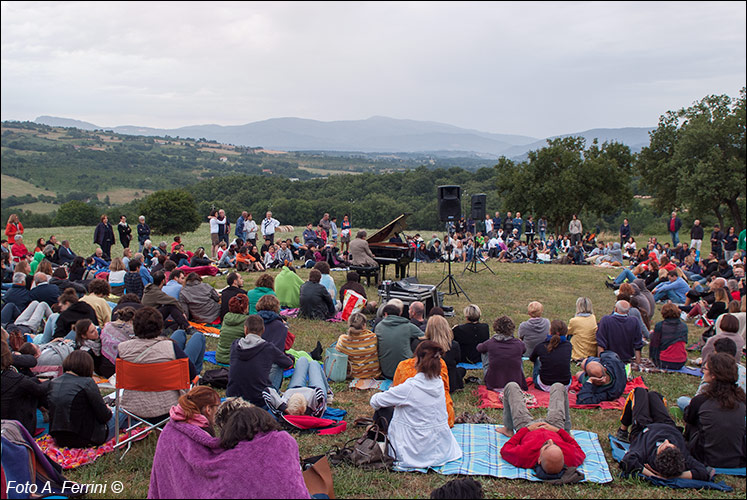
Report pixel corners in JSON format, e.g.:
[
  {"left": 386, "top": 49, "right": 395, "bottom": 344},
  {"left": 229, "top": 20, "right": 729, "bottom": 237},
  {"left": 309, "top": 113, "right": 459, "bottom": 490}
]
[{"left": 367, "top": 213, "right": 414, "bottom": 281}]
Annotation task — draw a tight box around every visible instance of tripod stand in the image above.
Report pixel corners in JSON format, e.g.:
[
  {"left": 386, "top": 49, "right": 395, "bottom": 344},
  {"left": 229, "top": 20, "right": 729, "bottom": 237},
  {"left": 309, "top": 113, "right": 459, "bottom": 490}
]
[
  {"left": 463, "top": 245, "right": 495, "bottom": 275},
  {"left": 437, "top": 255, "right": 471, "bottom": 302}
]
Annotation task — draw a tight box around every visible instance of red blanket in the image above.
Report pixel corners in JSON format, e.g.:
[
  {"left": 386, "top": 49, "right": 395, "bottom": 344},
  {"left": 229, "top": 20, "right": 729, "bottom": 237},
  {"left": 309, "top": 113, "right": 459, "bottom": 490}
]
[
  {"left": 476, "top": 376, "right": 647, "bottom": 410},
  {"left": 176, "top": 265, "right": 219, "bottom": 277}
]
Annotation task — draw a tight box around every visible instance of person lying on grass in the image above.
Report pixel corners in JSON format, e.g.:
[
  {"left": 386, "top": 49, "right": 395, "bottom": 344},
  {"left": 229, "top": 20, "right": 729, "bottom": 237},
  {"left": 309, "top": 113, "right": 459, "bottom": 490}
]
[
  {"left": 497, "top": 381, "right": 585, "bottom": 478},
  {"left": 616, "top": 387, "right": 713, "bottom": 481}
]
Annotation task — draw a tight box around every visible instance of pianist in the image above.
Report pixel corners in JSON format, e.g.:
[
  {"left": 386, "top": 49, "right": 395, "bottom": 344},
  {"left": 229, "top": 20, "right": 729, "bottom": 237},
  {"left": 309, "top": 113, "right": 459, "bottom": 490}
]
[{"left": 348, "top": 231, "right": 379, "bottom": 268}]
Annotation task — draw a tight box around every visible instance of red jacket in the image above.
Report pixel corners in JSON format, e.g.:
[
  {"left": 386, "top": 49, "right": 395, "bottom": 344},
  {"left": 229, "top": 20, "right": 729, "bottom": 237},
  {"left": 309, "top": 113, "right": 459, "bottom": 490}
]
[{"left": 500, "top": 427, "right": 586, "bottom": 469}]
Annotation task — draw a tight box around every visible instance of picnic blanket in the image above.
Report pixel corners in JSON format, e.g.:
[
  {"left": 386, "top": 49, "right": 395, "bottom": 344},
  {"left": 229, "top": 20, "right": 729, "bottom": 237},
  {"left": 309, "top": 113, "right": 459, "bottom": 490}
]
[
  {"left": 176, "top": 265, "right": 219, "bottom": 277},
  {"left": 36, "top": 427, "right": 150, "bottom": 469},
  {"left": 394, "top": 424, "right": 613, "bottom": 483},
  {"left": 608, "top": 434, "right": 746, "bottom": 478},
  {"left": 348, "top": 378, "right": 393, "bottom": 391},
  {"left": 188, "top": 321, "right": 222, "bottom": 337},
  {"left": 631, "top": 359, "right": 703, "bottom": 377},
  {"left": 477, "top": 376, "right": 647, "bottom": 410}
]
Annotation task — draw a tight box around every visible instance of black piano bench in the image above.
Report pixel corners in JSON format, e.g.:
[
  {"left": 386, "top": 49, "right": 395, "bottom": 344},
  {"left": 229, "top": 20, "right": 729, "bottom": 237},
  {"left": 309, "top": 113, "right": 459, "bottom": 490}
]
[{"left": 349, "top": 265, "right": 379, "bottom": 286}]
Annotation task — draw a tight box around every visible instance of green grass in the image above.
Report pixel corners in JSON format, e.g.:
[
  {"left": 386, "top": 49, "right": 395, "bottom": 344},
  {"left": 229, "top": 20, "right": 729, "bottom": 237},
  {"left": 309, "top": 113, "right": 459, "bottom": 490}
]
[
  {"left": 0, "top": 173, "right": 57, "bottom": 199},
  {"left": 21, "top": 224, "right": 741, "bottom": 498}
]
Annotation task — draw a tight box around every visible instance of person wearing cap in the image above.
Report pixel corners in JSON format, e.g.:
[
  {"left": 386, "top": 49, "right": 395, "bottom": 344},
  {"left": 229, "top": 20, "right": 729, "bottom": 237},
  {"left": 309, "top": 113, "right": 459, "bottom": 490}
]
[{"left": 498, "top": 381, "right": 585, "bottom": 478}]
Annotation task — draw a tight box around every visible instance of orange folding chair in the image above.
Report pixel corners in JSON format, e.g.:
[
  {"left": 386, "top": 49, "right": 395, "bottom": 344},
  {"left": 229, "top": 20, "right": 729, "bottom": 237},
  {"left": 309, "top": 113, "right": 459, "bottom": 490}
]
[{"left": 114, "top": 357, "right": 191, "bottom": 459}]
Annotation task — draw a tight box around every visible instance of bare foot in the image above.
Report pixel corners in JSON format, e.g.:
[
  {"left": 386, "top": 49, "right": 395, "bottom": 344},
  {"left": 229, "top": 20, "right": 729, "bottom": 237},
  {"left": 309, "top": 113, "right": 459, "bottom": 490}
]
[{"left": 496, "top": 426, "right": 514, "bottom": 438}]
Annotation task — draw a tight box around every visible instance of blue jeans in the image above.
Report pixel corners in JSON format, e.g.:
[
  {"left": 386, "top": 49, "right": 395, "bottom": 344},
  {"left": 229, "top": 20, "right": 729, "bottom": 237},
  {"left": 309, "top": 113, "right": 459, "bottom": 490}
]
[
  {"left": 107, "top": 412, "right": 131, "bottom": 441},
  {"left": 539, "top": 230, "right": 546, "bottom": 242},
  {"left": 654, "top": 289, "right": 684, "bottom": 303},
  {"left": 677, "top": 396, "right": 691, "bottom": 411},
  {"left": 670, "top": 230, "right": 679, "bottom": 246},
  {"left": 614, "top": 268, "right": 637, "bottom": 285},
  {"left": 268, "top": 363, "right": 284, "bottom": 391},
  {"left": 170, "top": 330, "right": 206, "bottom": 374},
  {"left": 288, "top": 357, "right": 330, "bottom": 396}
]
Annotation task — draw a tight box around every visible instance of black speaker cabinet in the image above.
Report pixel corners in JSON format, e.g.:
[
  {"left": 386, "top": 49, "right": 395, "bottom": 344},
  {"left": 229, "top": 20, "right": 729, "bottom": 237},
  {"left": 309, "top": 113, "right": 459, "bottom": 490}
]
[{"left": 438, "top": 185, "right": 461, "bottom": 222}]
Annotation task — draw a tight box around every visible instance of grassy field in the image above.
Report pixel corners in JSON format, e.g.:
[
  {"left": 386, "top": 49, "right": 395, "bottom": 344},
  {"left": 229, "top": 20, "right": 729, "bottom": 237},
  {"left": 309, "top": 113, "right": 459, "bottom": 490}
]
[
  {"left": 16, "top": 224, "right": 745, "bottom": 498},
  {"left": 0, "top": 173, "right": 57, "bottom": 199}
]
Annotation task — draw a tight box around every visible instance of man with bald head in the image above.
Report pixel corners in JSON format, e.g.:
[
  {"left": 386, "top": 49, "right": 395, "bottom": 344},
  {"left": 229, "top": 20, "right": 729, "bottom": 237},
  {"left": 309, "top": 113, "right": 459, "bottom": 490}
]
[
  {"left": 498, "top": 381, "right": 586, "bottom": 477},
  {"left": 574, "top": 350, "right": 627, "bottom": 405},
  {"left": 596, "top": 300, "right": 643, "bottom": 364},
  {"left": 408, "top": 301, "right": 426, "bottom": 332}
]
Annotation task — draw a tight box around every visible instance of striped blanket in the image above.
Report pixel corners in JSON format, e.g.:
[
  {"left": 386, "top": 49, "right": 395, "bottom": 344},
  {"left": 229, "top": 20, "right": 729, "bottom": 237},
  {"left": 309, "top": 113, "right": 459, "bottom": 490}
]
[{"left": 395, "top": 424, "right": 612, "bottom": 484}]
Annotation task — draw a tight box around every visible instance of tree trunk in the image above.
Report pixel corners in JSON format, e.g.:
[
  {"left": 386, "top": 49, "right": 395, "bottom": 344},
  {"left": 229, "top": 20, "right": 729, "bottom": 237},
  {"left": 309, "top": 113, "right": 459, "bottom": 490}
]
[
  {"left": 725, "top": 198, "right": 744, "bottom": 232},
  {"left": 713, "top": 206, "right": 724, "bottom": 231}
]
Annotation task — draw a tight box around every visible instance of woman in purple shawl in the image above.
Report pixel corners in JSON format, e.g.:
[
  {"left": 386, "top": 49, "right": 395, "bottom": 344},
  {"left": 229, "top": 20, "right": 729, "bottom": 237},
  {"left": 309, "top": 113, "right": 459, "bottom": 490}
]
[{"left": 149, "top": 403, "right": 309, "bottom": 499}]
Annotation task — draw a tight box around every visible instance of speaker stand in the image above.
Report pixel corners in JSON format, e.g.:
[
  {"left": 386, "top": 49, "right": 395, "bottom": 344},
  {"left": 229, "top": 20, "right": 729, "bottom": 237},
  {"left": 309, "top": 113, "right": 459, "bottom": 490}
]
[
  {"left": 436, "top": 257, "right": 470, "bottom": 302},
  {"left": 463, "top": 248, "right": 495, "bottom": 275}
]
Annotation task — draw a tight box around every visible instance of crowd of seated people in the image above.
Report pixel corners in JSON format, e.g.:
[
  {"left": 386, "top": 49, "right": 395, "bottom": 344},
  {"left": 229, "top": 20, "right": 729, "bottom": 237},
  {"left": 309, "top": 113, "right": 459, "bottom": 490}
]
[{"left": 2, "top": 209, "right": 745, "bottom": 493}]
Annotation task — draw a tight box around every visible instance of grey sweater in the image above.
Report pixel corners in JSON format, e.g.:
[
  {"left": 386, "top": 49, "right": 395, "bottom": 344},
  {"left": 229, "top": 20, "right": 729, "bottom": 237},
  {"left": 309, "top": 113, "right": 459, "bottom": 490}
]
[{"left": 518, "top": 317, "right": 551, "bottom": 356}]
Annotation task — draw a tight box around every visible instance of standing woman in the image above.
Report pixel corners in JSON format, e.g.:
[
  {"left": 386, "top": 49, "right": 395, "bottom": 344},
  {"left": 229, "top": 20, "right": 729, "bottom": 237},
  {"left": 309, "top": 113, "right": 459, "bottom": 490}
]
[
  {"left": 118, "top": 215, "right": 132, "bottom": 249},
  {"left": 5, "top": 214, "right": 24, "bottom": 241},
  {"left": 137, "top": 216, "right": 151, "bottom": 253},
  {"left": 723, "top": 227, "right": 738, "bottom": 263},
  {"left": 340, "top": 214, "right": 352, "bottom": 255},
  {"left": 93, "top": 214, "right": 115, "bottom": 261}
]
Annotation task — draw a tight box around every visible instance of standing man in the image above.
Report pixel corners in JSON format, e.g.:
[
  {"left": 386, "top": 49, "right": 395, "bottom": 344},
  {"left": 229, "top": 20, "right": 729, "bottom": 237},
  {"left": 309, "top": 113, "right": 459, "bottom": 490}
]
[
  {"left": 524, "top": 216, "right": 535, "bottom": 244},
  {"left": 538, "top": 216, "right": 548, "bottom": 242},
  {"left": 244, "top": 213, "right": 258, "bottom": 248},
  {"left": 484, "top": 214, "right": 494, "bottom": 236},
  {"left": 236, "top": 211, "right": 248, "bottom": 243},
  {"left": 217, "top": 209, "right": 230, "bottom": 246},
  {"left": 319, "top": 213, "right": 332, "bottom": 238},
  {"left": 137, "top": 215, "right": 151, "bottom": 253},
  {"left": 619, "top": 218, "right": 631, "bottom": 247},
  {"left": 710, "top": 224, "right": 724, "bottom": 260},
  {"left": 569, "top": 215, "right": 583, "bottom": 247},
  {"left": 513, "top": 212, "right": 523, "bottom": 240},
  {"left": 118, "top": 215, "right": 132, "bottom": 249},
  {"left": 689, "top": 219, "right": 704, "bottom": 260},
  {"left": 492, "top": 212, "right": 502, "bottom": 237},
  {"left": 667, "top": 211, "right": 682, "bottom": 246},
  {"left": 262, "top": 211, "right": 281, "bottom": 246},
  {"left": 503, "top": 212, "right": 514, "bottom": 235},
  {"left": 93, "top": 214, "right": 115, "bottom": 261}
]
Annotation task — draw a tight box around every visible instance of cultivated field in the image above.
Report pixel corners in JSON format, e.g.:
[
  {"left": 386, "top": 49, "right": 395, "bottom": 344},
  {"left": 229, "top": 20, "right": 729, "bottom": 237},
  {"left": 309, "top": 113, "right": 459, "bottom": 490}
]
[{"left": 16, "top": 224, "right": 744, "bottom": 498}]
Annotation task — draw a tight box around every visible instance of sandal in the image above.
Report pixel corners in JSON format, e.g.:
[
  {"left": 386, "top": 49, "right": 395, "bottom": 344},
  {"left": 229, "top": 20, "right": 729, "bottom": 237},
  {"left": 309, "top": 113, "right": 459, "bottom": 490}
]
[{"left": 353, "top": 417, "right": 374, "bottom": 427}]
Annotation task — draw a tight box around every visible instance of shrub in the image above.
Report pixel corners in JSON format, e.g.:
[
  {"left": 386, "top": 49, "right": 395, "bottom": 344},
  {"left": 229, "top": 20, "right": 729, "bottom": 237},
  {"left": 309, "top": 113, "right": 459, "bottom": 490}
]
[{"left": 139, "top": 189, "right": 201, "bottom": 235}]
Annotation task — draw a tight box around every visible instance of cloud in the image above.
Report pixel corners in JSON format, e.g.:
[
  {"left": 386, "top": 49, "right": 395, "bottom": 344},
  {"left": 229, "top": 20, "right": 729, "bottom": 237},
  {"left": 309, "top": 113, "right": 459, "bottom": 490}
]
[{"left": 1, "top": 1, "right": 744, "bottom": 137}]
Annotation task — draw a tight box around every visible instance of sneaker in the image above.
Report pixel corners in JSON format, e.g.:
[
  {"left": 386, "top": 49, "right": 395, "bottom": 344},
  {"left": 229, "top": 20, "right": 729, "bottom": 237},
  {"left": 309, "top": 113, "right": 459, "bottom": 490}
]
[
  {"left": 605, "top": 281, "right": 615, "bottom": 289},
  {"left": 607, "top": 275, "right": 616, "bottom": 281},
  {"left": 616, "top": 428, "right": 630, "bottom": 443}
]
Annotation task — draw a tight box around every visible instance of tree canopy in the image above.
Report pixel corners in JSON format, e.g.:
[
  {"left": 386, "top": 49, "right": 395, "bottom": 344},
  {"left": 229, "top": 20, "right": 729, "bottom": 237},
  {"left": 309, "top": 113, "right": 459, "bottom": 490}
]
[
  {"left": 637, "top": 88, "right": 746, "bottom": 231},
  {"left": 493, "top": 136, "right": 634, "bottom": 234}
]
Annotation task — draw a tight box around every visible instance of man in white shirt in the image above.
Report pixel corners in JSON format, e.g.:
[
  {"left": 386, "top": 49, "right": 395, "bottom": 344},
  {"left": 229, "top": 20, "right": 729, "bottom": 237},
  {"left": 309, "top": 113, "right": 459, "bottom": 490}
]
[
  {"left": 244, "top": 213, "right": 259, "bottom": 247},
  {"left": 485, "top": 214, "right": 494, "bottom": 236},
  {"left": 262, "top": 211, "right": 281, "bottom": 245}
]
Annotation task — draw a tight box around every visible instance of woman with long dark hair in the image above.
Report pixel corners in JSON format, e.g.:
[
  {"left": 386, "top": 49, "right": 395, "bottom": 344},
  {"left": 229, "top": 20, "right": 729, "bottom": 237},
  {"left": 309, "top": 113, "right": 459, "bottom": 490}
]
[
  {"left": 529, "top": 319, "right": 572, "bottom": 391},
  {"left": 684, "top": 353, "right": 746, "bottom": 468}
]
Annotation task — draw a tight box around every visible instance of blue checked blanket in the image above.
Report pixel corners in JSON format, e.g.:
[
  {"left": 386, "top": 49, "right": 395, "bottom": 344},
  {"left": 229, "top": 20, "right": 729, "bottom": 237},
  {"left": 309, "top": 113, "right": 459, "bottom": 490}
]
[
  {"left": 394, "top": 424, "right": 612, "bottom": 483},
  {"left": 609, "top": 434, "right": 745, "bottom": 479}
]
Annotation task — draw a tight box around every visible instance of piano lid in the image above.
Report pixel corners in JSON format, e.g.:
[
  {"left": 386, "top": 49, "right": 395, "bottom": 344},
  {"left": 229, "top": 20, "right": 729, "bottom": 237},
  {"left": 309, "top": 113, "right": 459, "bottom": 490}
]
[{"left": 367, "top": 213, "right": 411, "bottom": 244}]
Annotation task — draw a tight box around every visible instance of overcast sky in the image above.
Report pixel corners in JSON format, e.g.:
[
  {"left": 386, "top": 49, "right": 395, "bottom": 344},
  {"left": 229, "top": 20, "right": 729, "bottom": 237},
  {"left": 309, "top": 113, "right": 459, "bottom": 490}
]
[{"left": 1, "top": 1, "right": 745, "bottom": 138}]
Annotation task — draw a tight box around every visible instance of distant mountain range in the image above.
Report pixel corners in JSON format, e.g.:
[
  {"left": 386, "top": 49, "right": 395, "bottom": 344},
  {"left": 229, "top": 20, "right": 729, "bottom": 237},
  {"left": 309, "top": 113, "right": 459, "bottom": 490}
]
[{"left": 34, "top": 115, "right": 653, "bottom": 159}]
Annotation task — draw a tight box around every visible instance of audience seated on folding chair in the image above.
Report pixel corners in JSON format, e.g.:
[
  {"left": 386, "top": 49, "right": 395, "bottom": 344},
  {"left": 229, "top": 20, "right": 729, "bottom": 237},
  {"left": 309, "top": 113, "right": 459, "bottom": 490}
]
[{"left": 117, "top": 307, "right": 198, "bottom": 423}]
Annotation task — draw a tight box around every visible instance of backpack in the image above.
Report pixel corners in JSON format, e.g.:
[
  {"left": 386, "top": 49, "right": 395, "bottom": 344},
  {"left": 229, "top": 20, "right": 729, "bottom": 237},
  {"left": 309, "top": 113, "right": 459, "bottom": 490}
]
[{"left": 199, "top": 367, "right": 229, "bottom": 389}]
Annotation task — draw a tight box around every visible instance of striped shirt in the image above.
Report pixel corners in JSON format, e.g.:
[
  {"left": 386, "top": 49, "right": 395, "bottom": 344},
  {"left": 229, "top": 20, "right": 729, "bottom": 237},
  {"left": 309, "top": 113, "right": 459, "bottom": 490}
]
[{"left": 337, "top": 328, "right": 381, "bottom": 379}]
